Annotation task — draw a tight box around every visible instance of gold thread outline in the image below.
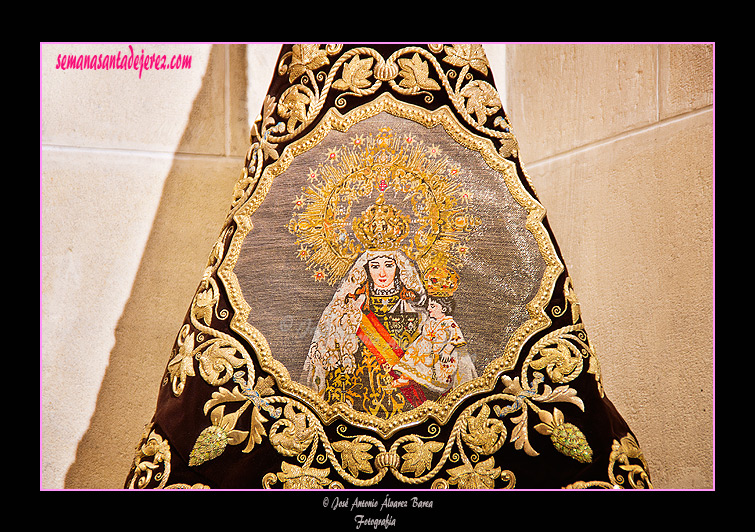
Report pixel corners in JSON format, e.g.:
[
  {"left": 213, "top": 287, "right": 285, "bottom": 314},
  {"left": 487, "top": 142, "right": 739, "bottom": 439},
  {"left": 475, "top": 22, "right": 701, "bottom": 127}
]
[{"left": 218, "top": 93, "right": 563, "bottom": 437}]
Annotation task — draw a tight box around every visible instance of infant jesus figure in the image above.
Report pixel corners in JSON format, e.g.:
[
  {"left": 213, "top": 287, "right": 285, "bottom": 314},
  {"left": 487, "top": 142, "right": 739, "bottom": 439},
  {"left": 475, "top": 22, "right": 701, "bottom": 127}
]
[{"left": 391, "top": 293, "right": 471, "bottom": 396}]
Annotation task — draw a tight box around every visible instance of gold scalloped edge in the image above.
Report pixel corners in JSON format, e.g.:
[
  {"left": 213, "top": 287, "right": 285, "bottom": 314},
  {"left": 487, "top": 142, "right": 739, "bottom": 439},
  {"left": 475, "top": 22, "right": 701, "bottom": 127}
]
[{"left": 218, "top": 92, "right": 564, "bottom": 437}]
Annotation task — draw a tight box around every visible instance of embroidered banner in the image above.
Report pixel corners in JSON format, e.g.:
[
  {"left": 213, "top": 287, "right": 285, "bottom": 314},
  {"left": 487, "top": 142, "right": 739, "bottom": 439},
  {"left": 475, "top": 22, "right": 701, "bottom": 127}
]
[{"left": 125, "top": 44, "right": 652, "bottom": 490}]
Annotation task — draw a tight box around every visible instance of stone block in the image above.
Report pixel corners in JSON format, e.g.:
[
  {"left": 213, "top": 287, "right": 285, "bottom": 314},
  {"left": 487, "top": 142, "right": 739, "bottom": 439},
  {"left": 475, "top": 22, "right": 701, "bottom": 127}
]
[
  {"left": 659, "top": 43, "right": 714, "bottom": 119},
  {"left": 505, "top": 43, "right": 658, "bottom": 162},
  {"left": 525, "top": 110, "right": 713, "bottom": 488}
]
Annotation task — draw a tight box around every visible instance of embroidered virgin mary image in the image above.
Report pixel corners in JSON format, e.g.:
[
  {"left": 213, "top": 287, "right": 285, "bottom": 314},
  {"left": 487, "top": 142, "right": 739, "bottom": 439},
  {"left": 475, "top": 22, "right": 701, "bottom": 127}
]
[
  {"left": 295, "top": 126, "right": 485, "bottom": 419},
  {"left": 301, "top": 198, "right": 478, "bottom": 418},
  {"left": 230, "top": 115, "right": 550, "bottom": 427}
]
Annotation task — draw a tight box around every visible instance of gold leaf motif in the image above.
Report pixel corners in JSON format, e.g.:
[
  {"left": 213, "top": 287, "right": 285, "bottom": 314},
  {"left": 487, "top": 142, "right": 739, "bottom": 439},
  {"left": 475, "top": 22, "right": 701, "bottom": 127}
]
[
  {"left": 442, "top": 44, "right": 489, "bottom": 75},
  {"left": 203, "top": 385, "right": 246, "bottom": 414},
  {"left": 243, "top": 406, "right": 268, "bottom": 453},
  {"left": 400, "top": 440, "right": 444, "bottom": 477},
  {"left": 397, "top": 53, "right": 440, "bottom": 91},
  {"left": 333, "top": 439, "right": 375, "bottom": 477},
  {"left": 276, "top": 461, "right": 333, "bottom": 489},
  {"left": 509, "top": 409, "right": 539, "bottom": 457},
  {"left": 446, "top": 457, "right": 501, "bottom": 489},
  {"left": 333, "top": 55, "right": 374, "bottom": 91},
  {"left": 254, "top": 95, "right": 281, "bottom": 163},
  {"left": 536, "top": 383, "right": 585, "bottom": 411},
  {"left": 287, "top": 44, "right": 330, "bottom": 82},
  {"left": 193, "top": 285, "right": 216, "bottom": 326}
]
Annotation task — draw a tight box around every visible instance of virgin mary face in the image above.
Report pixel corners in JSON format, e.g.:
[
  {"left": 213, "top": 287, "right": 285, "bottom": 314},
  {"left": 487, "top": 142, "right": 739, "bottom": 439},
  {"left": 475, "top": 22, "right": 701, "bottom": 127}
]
[{"left": 367, "top": 256, "right": 397, "bottom": 290}]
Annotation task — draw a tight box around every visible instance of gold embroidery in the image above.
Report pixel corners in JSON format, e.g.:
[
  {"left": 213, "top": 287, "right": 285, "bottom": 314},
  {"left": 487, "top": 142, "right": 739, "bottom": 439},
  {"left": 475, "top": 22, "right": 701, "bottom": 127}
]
[
  {"left": 332, "top": 438, "right": 375, "bottom": 478},
  {"left": 564, "top": 434, "right": 652, "bottom": 489},
  {"left": 397, "top": 53, "right": 441, "bottom": 92},
  {"left": 269, "top": 402, "right": 317, "bottom": 457},
  {"left": 220, "top": 93, "right": 564, "bottom": 437},
  {"left": 524, "top": 324, "right": 604, "bottom": 397},
  {"left": 176, "top": 281, "right": 606, "bottom": 488},
  {"left": 288, "top": 127, "right": 479, "bottom": 285},
  {"left": 166, "top": 226, "right": 257, "bottom": 397},
  {"left": 444, "top": 457, "right": 506, "bottom": 489},
  {"left": 400, "top": 439, "right": 445, "bottom": 477},
  {"left": 264, "top": 461, "right": 344, "bottom": 489},
  {"left": 334, "top": 54, "right": 375, "bottom": 92},
  {"left": 462, "top": 404, "right": 506, "bottom": 456},
  {"left": 188, "top": 404, "right": 248, "bottom": 466},
  {"left": 609, "top": 434, "right": 652, "bottom": 489},
  {"left": 127, "top": 423, "right": 211, "bottom": 489},
  {"left": 133, "top": 45, "right": 639, "bottom": 490},
  {"left": 127, "top": 423, "right": 172, "bottom": 489},
  {"left": 235, "top": 44, "right": 517, "bottom": 187},
  {"left": 178, "top": 329, "right": 609, "bottom": 488},
  {"left": 187, "top": 374, "right": 281, "bottom": 466}
]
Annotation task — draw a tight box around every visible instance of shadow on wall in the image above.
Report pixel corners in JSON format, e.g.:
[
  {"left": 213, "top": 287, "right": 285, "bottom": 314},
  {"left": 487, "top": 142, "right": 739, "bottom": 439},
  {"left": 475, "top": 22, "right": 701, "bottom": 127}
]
[{"left": 64, "top": 44, "right": 249, "bottom": 489}]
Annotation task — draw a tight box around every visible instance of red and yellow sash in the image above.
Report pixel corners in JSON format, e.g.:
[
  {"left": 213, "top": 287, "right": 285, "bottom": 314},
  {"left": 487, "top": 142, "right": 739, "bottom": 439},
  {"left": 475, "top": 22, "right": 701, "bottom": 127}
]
[
  {"left": 357, "top": 310, "right": 426, "bottom": 407},
  {"left": 357, "top": 311, "right": 404, "bottom": 366}
]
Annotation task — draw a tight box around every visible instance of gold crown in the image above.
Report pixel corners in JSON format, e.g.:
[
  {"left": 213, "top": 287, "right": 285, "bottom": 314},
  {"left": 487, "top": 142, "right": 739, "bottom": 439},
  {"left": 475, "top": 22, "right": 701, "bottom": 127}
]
[
  {"left": 423, "top": 264, "right": 459, "bottom": 297},
  {"left": 352, "top": 195, "right": 410, "bottom": 250}
]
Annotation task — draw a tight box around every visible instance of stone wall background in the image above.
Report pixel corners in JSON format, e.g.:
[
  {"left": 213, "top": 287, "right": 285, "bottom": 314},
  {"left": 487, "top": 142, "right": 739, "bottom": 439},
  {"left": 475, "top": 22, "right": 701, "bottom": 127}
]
[{"left": 40, "top": 43, "right": 714, "bottom": 490}]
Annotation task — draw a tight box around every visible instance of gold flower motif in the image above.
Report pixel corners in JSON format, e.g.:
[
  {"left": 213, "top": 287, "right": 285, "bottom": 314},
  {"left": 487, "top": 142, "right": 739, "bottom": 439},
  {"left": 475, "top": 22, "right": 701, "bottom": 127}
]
[
  {"left": 196, "top": 341, "right": 245, "bottom": 385},
  {"left": 462, "top": 404, "right": 506, "bottom": 455},
  {"left": 269, "top": 403, "right": 317, "bottom": 457}
]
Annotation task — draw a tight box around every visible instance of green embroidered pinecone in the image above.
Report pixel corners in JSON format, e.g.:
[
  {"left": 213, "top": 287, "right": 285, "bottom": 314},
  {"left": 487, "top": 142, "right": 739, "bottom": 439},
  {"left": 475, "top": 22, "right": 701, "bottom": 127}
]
[
  {"left": 550, "top": 423, "right": 593, "bottom": 463},
  {"left": 189, "top": 426, "right": 229, "bottom": 466}
]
